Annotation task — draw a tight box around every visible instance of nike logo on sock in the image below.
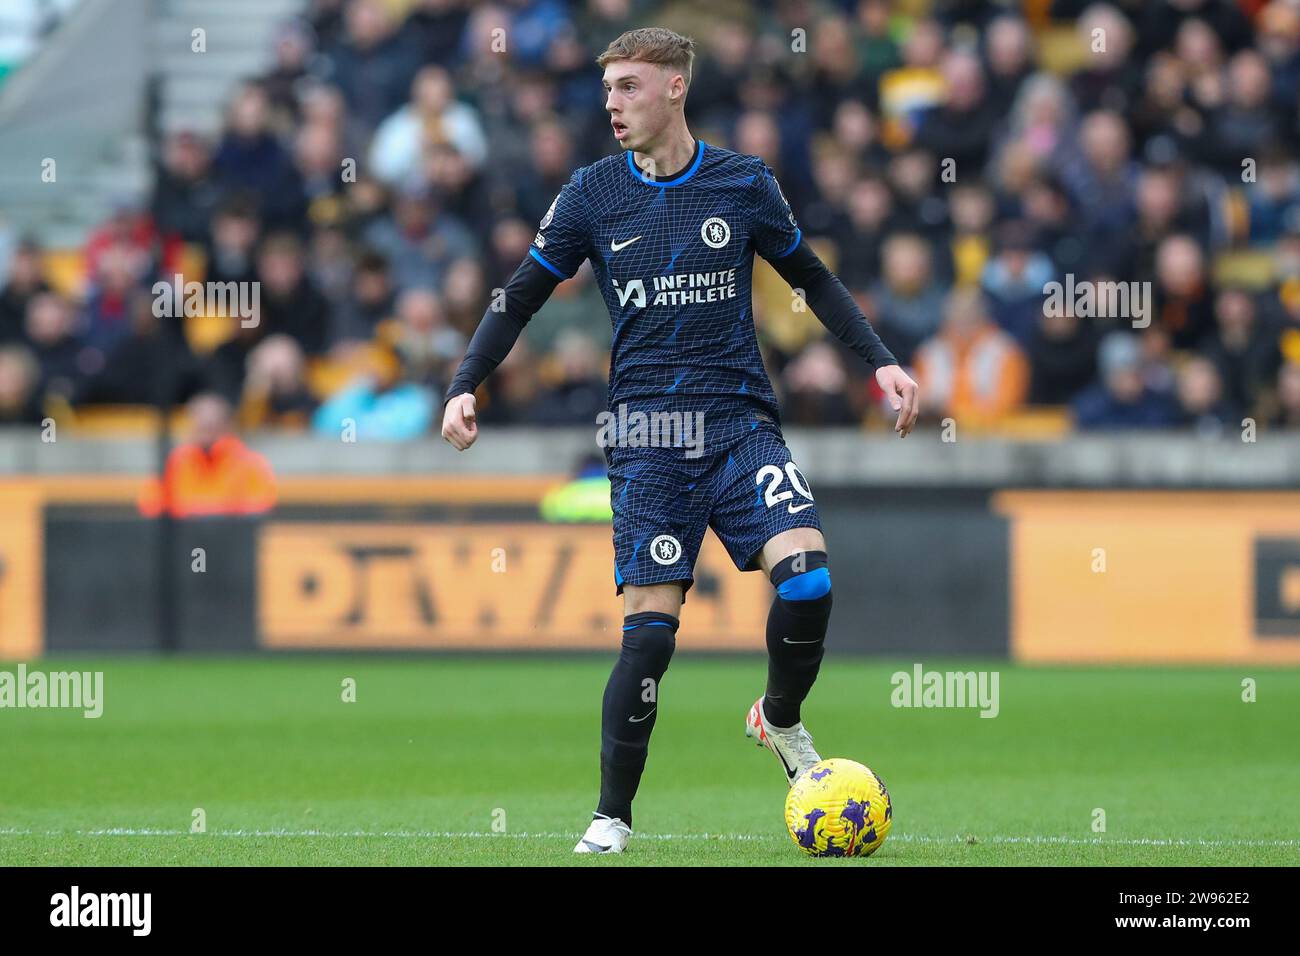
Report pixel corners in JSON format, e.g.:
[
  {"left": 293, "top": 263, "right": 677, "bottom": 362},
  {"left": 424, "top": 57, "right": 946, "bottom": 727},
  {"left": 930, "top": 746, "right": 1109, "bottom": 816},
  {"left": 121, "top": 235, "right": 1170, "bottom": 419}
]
[
  {"left": 782, "top": 637, "right": 820, "bottom": 644},
  {"left": 628, "top": 707, "right": 656, "bottom": 723}
]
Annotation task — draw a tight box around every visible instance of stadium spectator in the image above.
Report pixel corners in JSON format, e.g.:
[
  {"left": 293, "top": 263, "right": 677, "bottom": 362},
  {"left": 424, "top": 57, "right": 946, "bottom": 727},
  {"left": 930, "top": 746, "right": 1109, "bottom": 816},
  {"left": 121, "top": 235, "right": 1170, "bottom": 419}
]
[
  {"left": 474, "top": 335, "right": 541, "bottom": 426},
  {"left": 984, "top": 14, "right": 1033, "bottom": 106},
  {"left": 212, "top": 82, "right": 306, "bottom": 230},
  {"left": 1176, "top": 354, "right": 1238, "bottom": 435},
  {"left": 425, "top": 141, "right": 495, "bottom": 229},
  {"left": 82, "top": 241, "right": 148, "bottom": 357},
  {"left": 321, "top": 0, "right": 421, "bottom": 135},
  {"left": 239, "top": 334, "right": 317, "bottom": 430},
  {"left": 1201, "top": 289, "right": 1281, "bottom": 420},
  {"left": 1247, "top": 149, "right": 1300, "bottom": 243},
  {"left": 1061, "top": 111, "right": 1140, "bottom": 263},
  {"left": 913, "top": 289, "right": 1029, "bottom": 427},
  {"left": 308, "top": 224, "right": 355, "bottom": 304},
  {"left": 981, "top": 221, "right": 1057, "bottom": 350},
  {"left": 255, "top": 232, "right": 332, "bottom": 356},
  {"left": 1152, "top": 234, "right": 1215, "bottom": 349},
  {"left": 868, "top": 233, "right": 946, "bottom": 364},
  {"left": 151, "top": 131, "right": 222, "bottom": 245},
  {"left": 405, "top": 0, "right": 472, "bottom": 69},
  {"left": 781, "top": 340, "right": 859, "bottom": 426},
  {"left": 835, "top": 173, "right": 896, "bottom": 291},
  {"left": 1257, "top": 1, "right": 1300, "bottom": 118},
  {"left": 996, "top": 73, "right": 1076, "bottom": 177},
  {"left": 203, "top": 196, "right": 261, "bottom": 287},
  {"left": 855, "top": 0, "right": 902, "bottom": 93},
  {"left": 1196, "top": 49, "right": 1285, "bottom": 178},
  {"left": 913, "top": 50, "right": 997, "bottom": 176},
  {"left": 1019, "top": 174, "right": 1086, "bottom": 276},
  {"left": 1271, "top": 361, "right": 1300, "bottom": 428},
  {"left": 83, "top": 198, "right": 183, "bottom": 285},
  {"left": 294, "top": 122, "right": 349, "bottom": 228},
  {"left": 945, "top": 183, "right": 995, "bottom": 290},
  {"left": 24, "top": 293, "right": 88, "bottom": 404},
  {"left": 1073, "top": 332, "right": 1180, "bottom": 429},
  {"left": 515, "top": 118, "right": 579, "bottom": 226},
  {"left": 878, "top": 17, "right": 945, "bottom": 149},
  {"left": 687, "top": 20, "right": 752, "bottom": 129},
  {"left": 369, "top": 65, "right": 488, "bottom": 190},
  {"left": 806, "top": 13, "right": 867, "bottom": 135},
  {"left": 311, "top": 345, "right": 434, "bottom": 440},
  {"left": 1027, "top": 301, "right": 1099, "bottom": 406},
  {"left": 440, "top": 257, "right": 488, "bottom": 339},
  {"left": 305, "top": 0, "right": 346, "bottom": 52},
  {"left": 523, "top": 328, "right": 607, "bottom": 426},
  {"left": 0, "top": 240, "right": 50, "bottom": 344},
  {"left": 361, "top": 184, "right": 476, "bottom": 291},
  {"left": 207, "top": 320, "right": 265, "bottom": 407},
  {"left": 886, "top": 148, "right": 947, "bottom": 242},
  {"left": 386, "top": 286, "right": 464, "bottom": 389},
  {"left": 0, "top": 345, "right": 43, "bottom": 424},
  {"left": 259, "top": 19, "right": 315, "bottom": 130},
  {"left": 1111, "top": 162, "right": 1211, "bottom": 284},
  {"left": 137, "top": 392, "right": 278, "bottom": 518},
  {"left": 330, "top": 248, "right": 394, "bottom": 349},
  {"left": 1069, "top": 4, "right": 1143, "bottom": 116},
  {"left": 77, "top": 290, "right": 202, "bottom": 407}
]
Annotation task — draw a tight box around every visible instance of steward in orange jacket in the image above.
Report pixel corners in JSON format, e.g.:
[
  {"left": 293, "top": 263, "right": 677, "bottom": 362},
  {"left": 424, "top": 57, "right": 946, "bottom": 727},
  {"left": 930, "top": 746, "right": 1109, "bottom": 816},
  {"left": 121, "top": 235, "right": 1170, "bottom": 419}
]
[{"left": 139, "top": 393, "right": 276, "bottom": 517}]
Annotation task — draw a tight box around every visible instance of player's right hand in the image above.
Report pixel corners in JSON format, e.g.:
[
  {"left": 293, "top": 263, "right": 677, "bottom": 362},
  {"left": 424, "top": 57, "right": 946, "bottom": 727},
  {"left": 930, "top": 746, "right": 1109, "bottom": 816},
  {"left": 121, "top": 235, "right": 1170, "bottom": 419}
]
[{"left": 441, "top": 393, "right": 478, "bottom": 450}]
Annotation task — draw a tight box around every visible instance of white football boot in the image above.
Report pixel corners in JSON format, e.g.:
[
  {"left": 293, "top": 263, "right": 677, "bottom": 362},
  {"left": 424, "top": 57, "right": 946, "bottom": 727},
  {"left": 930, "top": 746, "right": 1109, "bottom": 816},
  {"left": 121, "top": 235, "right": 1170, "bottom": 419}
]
[
  {"left": 745, "top": 696, "right": 822, "bottom": 787},
  {"left": 573, "top": 814, "right": 632, "bottom": 854}
]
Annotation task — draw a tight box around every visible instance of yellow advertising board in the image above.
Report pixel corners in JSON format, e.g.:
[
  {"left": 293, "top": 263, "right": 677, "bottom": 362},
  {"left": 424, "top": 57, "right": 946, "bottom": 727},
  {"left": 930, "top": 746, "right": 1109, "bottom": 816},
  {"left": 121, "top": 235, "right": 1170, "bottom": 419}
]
[
  {"left": 258, "top": 521, "right": 769, "bottom": 650},
  {"left": 0, "top": 484, "right": 43, "bottom": 660},
  {"left": 994, "top": 491, "right": 1300, "bottom": 664}
]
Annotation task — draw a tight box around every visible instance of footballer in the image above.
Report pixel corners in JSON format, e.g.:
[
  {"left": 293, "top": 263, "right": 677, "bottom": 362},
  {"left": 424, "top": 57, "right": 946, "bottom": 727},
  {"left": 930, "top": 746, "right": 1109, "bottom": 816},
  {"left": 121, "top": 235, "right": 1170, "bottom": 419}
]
[{"left": 442, "top": 27, "right": 919, "bottom": 853}]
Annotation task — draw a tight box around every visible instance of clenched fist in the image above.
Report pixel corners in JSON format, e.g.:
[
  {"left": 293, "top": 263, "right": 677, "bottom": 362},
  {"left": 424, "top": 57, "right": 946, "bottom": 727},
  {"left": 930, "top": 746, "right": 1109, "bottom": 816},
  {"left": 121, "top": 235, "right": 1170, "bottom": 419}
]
[{"left": 441, "top": 393, "right": 478, "bottom": 450}]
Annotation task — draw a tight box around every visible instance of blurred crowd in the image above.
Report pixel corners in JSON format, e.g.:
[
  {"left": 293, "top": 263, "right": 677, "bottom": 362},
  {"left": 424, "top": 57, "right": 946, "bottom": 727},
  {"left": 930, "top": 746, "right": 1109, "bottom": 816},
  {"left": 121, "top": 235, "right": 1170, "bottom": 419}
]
[{"left": 3, "top": 0, "right": 1300, "bottom": 437}]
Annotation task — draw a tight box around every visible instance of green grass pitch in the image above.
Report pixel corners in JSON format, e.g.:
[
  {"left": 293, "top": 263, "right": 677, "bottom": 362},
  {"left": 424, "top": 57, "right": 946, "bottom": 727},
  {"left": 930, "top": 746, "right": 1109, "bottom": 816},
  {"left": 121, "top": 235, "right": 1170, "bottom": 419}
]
[{"left": 1, "top": 657, "right": 1297, "bottom": 866}]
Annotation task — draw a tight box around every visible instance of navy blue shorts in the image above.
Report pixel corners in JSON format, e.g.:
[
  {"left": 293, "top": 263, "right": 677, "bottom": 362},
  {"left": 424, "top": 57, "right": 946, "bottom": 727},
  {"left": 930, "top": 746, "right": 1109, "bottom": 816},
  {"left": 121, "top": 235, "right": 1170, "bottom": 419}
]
[{"left": 606, "top": 418, "right": 822, "bottom": 596}]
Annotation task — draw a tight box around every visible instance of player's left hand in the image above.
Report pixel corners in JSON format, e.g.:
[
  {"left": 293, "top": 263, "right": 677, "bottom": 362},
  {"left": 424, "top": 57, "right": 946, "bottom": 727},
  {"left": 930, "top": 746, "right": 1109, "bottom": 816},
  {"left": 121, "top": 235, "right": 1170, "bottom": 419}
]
[{"left": 876, "top": 365, "right": 919, "bottom": 437}]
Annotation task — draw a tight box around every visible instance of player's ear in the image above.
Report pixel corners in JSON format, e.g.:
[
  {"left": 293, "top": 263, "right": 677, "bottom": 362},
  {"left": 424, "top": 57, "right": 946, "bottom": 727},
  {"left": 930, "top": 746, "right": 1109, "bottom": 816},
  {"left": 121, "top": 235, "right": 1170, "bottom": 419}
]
[{"left": 667, "top": 70, "right": 685, "bottom": 105}]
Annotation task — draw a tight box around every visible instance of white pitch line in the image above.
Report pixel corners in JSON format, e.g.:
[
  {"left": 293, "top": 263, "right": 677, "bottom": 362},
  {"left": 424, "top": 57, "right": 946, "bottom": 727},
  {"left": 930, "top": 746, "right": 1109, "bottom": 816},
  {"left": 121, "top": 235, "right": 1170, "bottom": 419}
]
[{"left": 0, "top": 827, "right": 1294, "bottom": 848}]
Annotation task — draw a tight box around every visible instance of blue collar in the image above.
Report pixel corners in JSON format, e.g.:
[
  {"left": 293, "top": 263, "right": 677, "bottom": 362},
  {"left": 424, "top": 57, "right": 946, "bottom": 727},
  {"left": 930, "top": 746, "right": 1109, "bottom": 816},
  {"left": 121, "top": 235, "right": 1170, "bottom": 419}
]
[{"left": 626, "top": 139, "right": 705, "bottom": 187}]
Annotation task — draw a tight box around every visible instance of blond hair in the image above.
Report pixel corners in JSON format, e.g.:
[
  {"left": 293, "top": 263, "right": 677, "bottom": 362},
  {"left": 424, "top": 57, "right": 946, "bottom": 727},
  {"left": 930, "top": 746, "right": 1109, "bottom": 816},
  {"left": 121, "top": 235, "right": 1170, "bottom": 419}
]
[{"left": 596, "top": 27, "right": 696, "bottom": 88}]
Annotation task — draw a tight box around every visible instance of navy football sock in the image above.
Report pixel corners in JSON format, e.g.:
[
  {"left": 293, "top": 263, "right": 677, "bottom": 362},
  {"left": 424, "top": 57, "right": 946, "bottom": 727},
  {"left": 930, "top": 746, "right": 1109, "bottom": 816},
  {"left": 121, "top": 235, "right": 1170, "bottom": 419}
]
[
  {"left": 596, "top": 611, "right": 678, "bottom": 827},
  {"left": 763, "top": 551, "right": 832, "bottom": 729}
]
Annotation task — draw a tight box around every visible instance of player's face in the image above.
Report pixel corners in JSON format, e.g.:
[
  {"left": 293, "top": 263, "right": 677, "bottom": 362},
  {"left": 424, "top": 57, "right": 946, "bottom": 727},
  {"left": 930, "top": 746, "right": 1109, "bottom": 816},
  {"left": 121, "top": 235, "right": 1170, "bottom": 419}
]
[{"left": 603, "top": 60, "right": 675, "bottom": 154}]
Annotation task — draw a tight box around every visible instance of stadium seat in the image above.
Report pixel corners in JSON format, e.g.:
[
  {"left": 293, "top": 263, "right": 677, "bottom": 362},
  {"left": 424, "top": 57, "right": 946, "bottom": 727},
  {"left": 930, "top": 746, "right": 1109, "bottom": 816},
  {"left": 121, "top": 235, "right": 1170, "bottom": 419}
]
[{"left": 61, "top": 405, "right": 191, "bottom": 436}]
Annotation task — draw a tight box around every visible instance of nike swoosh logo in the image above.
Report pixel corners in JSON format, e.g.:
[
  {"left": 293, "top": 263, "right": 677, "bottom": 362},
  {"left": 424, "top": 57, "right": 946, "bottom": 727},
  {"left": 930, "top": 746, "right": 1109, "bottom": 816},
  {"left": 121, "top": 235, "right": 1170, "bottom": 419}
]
[
  {"left": 582, "top": 839, "right": 611, "bottom": 852},
  {"left": 782, "top": 638, "right": 820, "bottom": 644},
  {"left": 628, "top": 707, "right": 656, "bottom": 723},
  {"left": 611, "top": 236, "right": 643, "bottom": 252},
  {"left": 787, "top": 502, "right": 815, "bottom": 514}
]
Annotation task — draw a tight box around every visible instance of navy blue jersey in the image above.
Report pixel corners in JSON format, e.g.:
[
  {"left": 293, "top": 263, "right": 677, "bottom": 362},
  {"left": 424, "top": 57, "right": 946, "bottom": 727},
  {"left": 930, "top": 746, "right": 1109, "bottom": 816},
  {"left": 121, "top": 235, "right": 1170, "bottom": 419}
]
[{"left": 527, "top": 139, "right": 801, "bottom": 426}]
